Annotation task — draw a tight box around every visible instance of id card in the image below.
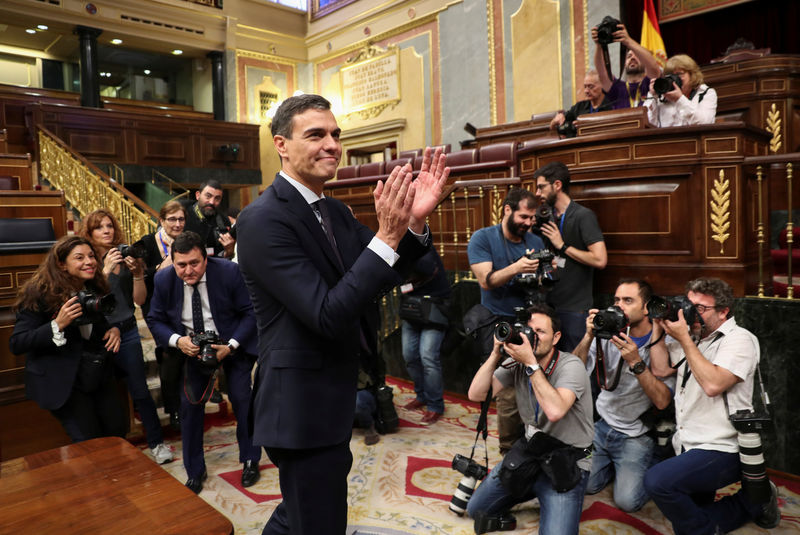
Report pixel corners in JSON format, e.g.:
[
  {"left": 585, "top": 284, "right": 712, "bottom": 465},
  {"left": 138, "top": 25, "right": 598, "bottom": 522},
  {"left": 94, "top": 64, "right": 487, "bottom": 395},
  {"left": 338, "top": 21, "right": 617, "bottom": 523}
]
[
  {"left": 555, "top": 255, "right": 566, "bottom": 268},
  {"left": 400, "top": 283, "right": 414, "bottom": 294}
]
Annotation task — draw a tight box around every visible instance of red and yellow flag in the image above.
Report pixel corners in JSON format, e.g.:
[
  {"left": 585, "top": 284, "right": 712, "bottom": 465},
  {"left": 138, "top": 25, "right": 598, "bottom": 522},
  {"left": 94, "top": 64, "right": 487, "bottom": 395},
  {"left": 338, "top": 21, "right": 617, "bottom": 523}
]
[{"left": 641, "top": 0, "right": 667, "bottom": 68}]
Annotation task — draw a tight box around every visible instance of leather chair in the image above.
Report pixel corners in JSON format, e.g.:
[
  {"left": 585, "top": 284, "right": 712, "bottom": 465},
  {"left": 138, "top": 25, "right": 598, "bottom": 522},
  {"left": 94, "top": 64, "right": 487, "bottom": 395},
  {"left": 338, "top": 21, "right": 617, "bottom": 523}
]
[
  {"left": 384, "top": 157, "right": 414, "bottom": 174},
  {"left": 336, "top": 165, "right": 359, "bottom": 180},
  {"left": 0, "top": 218, "right": 56, "bottom": 253},
  {"left": 478, "top": 141, "right": 516, "bottom": 164},
  {"left": 358, "top": 161, "right": 386, "bottom": 178}
]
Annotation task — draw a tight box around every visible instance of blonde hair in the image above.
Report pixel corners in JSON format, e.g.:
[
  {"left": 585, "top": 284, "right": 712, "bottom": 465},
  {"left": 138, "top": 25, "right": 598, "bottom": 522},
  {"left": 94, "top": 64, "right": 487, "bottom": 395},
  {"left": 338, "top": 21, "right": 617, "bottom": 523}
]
[{"left": 664, "top": 54, "right": 703, "bottom": 90}]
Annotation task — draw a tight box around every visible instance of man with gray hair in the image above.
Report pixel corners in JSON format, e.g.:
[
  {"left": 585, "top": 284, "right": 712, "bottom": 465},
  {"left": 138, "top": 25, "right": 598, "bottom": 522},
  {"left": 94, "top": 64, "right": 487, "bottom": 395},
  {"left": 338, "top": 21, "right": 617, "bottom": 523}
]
[
  {"left": 646, "top": 277, "right": 779, "bottom": 534},
  {"left": 549, "top": 70, "right": 612, "bottom": 137}
]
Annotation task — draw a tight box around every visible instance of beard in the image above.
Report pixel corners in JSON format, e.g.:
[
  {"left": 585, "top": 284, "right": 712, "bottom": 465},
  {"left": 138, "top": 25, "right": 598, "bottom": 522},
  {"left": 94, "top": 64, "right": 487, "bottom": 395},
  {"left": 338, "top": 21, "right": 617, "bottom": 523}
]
[
  {"left": 505, "top": 215, "right": 530, "bottom": 238},
  {"left": 626, "top": 64, "right": 644, "bottom": 77},
  {"left": 200, "top": 203, "right": 217, "bottom": 217}
]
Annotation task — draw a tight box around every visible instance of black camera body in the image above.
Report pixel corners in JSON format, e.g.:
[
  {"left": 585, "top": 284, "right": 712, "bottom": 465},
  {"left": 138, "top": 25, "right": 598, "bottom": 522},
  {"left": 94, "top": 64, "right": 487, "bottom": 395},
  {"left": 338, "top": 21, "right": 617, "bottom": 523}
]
[
  {"left": 729, "top": 409, "right": 772, "bottom": 433},
  {"left": 647, "top": 295, "right": 700, "bottom": 325},
  {"left": 494, "top": 306, "right": 538, "bottom": 348},
  {"left": 593, "top": 305, "right": 628, "bottom": 339},
  {"left": 653, "top": 73, "right": 683, "bottom": 96},
  {"left": 730, "top": 409, "right": 773, "bottom": 504},
  {"left": 191, "top": 331, "right": 222, "bottom": 372},
  {"left": 532, "top": 204, "right": 556, "bottom": 231},
  {"left": 449, "top": 453, "right": 489, "bottom": 516},
  {"left": 556, "top": 121, "right": 577, "bottom": 138},
  {"left": 596, "top": 15, "right": 621, "bottom": 46},
  {"left": 73, "top": 290, "right": 115, "bottom": 325},
  {"left": 474, "top": 511, "right": 517, "bottom": 534},
  {"left": 117, "top": 243, "right": 146, "bottom": 259}
]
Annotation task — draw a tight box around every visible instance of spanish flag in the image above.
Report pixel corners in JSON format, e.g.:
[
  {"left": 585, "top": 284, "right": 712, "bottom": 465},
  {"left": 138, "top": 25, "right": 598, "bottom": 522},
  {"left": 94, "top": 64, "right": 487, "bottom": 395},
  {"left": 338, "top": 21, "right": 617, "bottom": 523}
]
[{"left": 641, "top": 0, "right": 667, "bottom": 68}]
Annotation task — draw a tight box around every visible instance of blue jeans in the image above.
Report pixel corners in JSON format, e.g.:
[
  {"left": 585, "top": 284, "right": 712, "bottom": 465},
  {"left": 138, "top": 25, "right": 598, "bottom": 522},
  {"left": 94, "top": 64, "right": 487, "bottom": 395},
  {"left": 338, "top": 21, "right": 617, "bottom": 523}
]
[
  {"left": 114, "top": 325, "right": 164, "bottom": 448},
  {"left": 644, "top": 448, "right": 761, "bottom": 535},
  {"left": 466, "top": 457, "right": 590, "bottom": 535},
  {"left": 586, "top": 418, "right": 653, "bottom": 512},
  {"left": 355, "top": 389, "right": 376, "bottom": 428},
  {"left": 401, "top": 321, "right": 445, "bottom": 413}
]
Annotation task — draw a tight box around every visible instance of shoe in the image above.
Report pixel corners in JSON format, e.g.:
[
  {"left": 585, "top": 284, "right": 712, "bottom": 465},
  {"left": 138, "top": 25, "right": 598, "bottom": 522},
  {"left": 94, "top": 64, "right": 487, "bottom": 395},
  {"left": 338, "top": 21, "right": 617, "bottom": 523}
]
[
  {"left": 420, "top": 411, "right": 442, "bottom": 425},
  {"left": 169, "top": 412, "right": 180, "bottom": 432},
  {"left": 403, "top": 399, "right": 425, "bottom": 411},
  {"left": 185, "top": 470, "right": 207, "bottom": 494},
  {"left": 364, "top": 424, "right": 380, "bottom": 445},
  {"left": 755, "top": 481, "right": 780, "bottom": 528},
  {"left": 209, "top": 389, "right": 223, "bottom": 403},
  {"left": 151, "top": 443, "right": 174, "bottom": 464},
  {"left": 241, "top": 460, "right": 260, "bottom": 488}
]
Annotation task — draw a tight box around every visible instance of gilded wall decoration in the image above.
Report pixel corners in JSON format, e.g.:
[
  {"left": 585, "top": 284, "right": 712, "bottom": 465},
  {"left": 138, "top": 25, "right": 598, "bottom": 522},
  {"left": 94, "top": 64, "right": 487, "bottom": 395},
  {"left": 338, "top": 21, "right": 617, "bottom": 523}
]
[
  {"left": 766, "top": 102, "right": 782, "bottom": 153},
  {"left": 340, "top": 45, "right": 401, "bottom": 120},
  {"left": 710, "top": 169, "right": 731, "bottom": 254}
]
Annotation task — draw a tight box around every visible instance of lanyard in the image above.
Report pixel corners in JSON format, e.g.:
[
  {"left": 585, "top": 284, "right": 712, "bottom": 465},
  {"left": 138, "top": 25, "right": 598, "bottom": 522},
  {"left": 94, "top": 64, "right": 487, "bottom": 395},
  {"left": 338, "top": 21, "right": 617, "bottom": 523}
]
[
  {"left": 628, "top": 81, "right": 642, "bottom": 107},
  {"left": 156, "top": 229, "right": 170, "bottom": 257},
  {"left": 558, "top": 212, "right": 566, "bottom": 234}
]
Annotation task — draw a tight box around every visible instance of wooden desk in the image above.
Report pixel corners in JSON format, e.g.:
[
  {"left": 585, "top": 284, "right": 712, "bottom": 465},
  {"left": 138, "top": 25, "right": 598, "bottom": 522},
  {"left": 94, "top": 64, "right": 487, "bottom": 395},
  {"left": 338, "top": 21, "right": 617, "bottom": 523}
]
[{"left": 0, "top": 437, "right": 232, "bottom": 535}]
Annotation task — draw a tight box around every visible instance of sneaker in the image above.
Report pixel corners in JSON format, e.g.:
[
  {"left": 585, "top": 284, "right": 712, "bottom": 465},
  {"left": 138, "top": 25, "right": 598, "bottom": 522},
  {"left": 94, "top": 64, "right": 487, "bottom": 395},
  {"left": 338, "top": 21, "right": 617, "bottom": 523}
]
[
  {"left": 151, "top": 443, "right": 174, "bottom": 464},
  {"left": 754, "top": 481, "right": 780, "bottom": 529},
  {"left": 420, "top": 411, "right": 442, "bottom": 425},
  {"left": 403, "top": 399, "right": 425, "bottom": 411},
  {"left": 364, "top": 424, "right": 380, "bottom": 445}
]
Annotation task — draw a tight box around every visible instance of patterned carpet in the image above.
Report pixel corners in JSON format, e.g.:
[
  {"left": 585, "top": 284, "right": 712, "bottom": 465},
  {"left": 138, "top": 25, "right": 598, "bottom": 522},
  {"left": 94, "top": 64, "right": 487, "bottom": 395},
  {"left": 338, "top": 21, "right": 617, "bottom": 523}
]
[{"left": 137, "top": 377, "right": 800, "bottom": 535}]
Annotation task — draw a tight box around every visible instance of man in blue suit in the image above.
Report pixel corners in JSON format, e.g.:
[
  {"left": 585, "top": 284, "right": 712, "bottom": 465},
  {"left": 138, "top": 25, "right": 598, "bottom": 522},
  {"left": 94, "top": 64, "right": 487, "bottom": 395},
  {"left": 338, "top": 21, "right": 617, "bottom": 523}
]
[
  {"left": 147, "top": 230, "right": 261, "bottom": 493},
  {"left": 236, "top": 93, "right": 449, "bottom": 535}
]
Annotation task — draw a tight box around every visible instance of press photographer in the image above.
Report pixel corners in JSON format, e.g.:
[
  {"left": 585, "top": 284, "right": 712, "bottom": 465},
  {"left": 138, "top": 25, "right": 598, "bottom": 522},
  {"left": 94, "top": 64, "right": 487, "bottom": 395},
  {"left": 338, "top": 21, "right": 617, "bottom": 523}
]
[
  {"left": 184, "top": 179, "right": 236, "bottom": 259},
  {"left": 549, "top": 70, "right": 612, "bottom": 138},
  {"left": 644, "top": 54, "right": 717, "bottom": 127},
  {"left": 147, "top": 231, "right": 261, "bottom": 493},
  {"left": 10, "top": 236, "right": 126, "bottom": 443},
  {"left": 467, "top": 187, "right": 548, "bottom": 453},
  {"left": 466, "top": 304, "right": 593, "bottom": 535},
  {"left": 572, "top": 279, "right": 674, "bottom": 513},
  {"left": 645, "top": 277, "right": 780, "bottom": 533}
]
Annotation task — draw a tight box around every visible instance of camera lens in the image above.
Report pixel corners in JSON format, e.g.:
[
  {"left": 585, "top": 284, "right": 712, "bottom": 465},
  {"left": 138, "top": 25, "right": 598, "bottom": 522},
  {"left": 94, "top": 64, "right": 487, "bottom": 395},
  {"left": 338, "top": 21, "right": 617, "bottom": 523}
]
[{"left": 449, "top": 475, "right": 478, "bottom": 516}]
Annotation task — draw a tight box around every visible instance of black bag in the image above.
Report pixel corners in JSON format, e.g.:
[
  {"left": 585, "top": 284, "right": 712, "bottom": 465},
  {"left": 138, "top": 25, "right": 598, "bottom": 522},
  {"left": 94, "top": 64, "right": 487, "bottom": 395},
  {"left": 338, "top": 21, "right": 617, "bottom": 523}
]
[
  {"left": 399, "top": 295, "right": 449, "bottom": 329},
  {"left": 75, "top": 349, "right": 110, "bottom": 393},
  {"left": 373, "top": 384, "right": 399, "bottom": 434},
  {"left": 499, "top": 438, "right": 542, "bottom": 498},
  {"left": 540, "top": 446, "right": 583, "bottom": 493},
  {"left": 462, "top": 304, "right": 500, "bottom": 356}
]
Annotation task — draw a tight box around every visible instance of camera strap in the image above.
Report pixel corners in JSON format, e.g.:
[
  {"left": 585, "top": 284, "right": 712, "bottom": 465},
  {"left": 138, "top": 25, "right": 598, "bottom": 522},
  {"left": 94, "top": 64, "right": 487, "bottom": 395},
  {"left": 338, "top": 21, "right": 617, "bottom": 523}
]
[
  {"left": 594, "top": 338, "right": 624, "bottom": 391},
  {"left": 723, "top": 363, "right": 771, "bottom": 417},
  {"left": 182, "top": 359, "right": 218, "bottom": 405},
  {"left": 468, "top": 386, "right": 492, "bottom": 472}
]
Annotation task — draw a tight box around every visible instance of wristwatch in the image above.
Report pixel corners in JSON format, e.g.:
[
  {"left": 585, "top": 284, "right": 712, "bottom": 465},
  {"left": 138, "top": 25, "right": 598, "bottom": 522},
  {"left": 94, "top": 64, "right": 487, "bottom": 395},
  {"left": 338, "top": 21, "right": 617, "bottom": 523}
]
[
  {"left": 525, "top": 363, "right": 541, "bottom": 376},
  {"left": 558, "top": 243, "right": 568, "bottom": 256},
  {"left": 630, "top": 360, "right": 646, "bottom": 375},
  {"left": 226, "top": 343, "right": 236, "bottom": 354}
]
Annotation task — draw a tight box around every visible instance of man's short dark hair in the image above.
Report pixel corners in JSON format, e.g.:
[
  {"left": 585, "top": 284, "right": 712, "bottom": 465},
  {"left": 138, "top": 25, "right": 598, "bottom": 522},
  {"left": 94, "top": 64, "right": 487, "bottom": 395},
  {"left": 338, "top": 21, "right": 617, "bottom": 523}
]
[
  {"left": 172, "top": 231, "right": 206, "bottom": 259},
  {"left": 533, "top": 161, "right": 571, "bottom": 194},
  {"left": 271, "top": 94, "right": 332, "bottom": 138},
  {"left": 527, "top": 303, "right": 561, "bottom": 334},
  {"left": 198, "top": 179, "right": 223, "bottom": 194},
  {"left": 618, "top": 278, "right": 653, "bottom": 304},
  {"left": 503, "top": 187, "right": 537, "bottom": 211},
  {"left": 686, "top": 277, "right": 734, "bottom": 315}
]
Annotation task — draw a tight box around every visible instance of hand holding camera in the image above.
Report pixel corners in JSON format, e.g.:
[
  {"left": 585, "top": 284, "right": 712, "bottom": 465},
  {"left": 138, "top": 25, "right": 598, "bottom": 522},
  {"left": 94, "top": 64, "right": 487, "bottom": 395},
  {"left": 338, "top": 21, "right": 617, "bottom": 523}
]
[{"left": 55, "top": 295, "right": 83, "bottom": 331}]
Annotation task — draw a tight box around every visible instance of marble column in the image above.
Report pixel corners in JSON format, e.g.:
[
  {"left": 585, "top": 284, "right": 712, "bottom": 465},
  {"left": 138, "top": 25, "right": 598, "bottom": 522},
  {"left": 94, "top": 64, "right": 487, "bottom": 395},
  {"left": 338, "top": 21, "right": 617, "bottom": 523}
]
[{"left": 75, "top": 26, "right": 103, "bottom": 108}]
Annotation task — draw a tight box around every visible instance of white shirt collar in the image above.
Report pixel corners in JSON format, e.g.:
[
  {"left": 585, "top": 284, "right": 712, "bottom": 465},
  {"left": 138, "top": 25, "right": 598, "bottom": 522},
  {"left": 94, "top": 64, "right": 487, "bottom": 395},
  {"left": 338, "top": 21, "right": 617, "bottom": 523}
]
[
  {"left": 183, "top": 272, "right": 207, "bottom": 287},
  {"left": 280, "top": 170, "right": 325, "bottom": 205}
]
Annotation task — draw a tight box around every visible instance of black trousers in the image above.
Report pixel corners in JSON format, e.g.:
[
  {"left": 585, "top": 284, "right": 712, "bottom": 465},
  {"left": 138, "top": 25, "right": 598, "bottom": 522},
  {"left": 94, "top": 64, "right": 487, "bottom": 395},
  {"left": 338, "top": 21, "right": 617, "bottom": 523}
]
[
  {"left": 159, "top": 347, "right": 185, "bottom": 415},
  {"left": 52, "top": 379, "right": 126, "bottom": 443},
  {"left": 262, "top": 439, "right": 353, "bottom": 535}
]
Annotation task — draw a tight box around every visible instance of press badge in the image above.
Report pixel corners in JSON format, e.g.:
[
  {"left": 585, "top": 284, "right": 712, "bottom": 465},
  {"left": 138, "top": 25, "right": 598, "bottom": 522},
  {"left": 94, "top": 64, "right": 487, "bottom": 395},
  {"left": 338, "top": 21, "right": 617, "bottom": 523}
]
[
  {"left": 400, "top": 283, "right": 414, "bottom": 294},
  {"left": 555, "top": 255, "right": 566, "bottom": 268}
]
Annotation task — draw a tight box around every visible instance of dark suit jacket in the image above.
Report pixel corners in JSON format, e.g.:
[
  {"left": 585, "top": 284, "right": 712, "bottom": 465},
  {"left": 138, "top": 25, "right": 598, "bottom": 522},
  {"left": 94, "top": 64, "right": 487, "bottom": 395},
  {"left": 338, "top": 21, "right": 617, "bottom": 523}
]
[
  {"left": 10, "top": 302, "right": 112, "bottom": 410},
  {"left": 146, "top": 256, "right": 257, "bottom": 356},
  {"left": 236, "top": 173, "right": 428, "bottom": 450}
]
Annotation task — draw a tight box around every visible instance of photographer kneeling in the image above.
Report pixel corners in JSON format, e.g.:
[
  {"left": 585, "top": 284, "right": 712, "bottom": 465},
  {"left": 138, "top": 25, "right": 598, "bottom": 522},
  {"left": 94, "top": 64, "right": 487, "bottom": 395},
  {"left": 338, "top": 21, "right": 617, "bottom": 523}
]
[
  {"left": 147, "top": 231, "right": 261, "bottom": 493},
  {"left": 466, "top": 304, "right": 593, "bottom": 535},
  {"left": 10, "top": 236, "right": 126, "bottom": 442}
]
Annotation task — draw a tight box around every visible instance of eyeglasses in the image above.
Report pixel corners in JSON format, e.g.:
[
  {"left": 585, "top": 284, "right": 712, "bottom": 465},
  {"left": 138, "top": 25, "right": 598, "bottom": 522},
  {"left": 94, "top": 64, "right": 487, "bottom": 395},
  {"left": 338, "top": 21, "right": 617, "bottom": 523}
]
[
  {"left": 692, "top": 303, "right": 716, "bottom": 314},
  {"left": 165, "top": 217, "right": 185, "bottom": 223}
]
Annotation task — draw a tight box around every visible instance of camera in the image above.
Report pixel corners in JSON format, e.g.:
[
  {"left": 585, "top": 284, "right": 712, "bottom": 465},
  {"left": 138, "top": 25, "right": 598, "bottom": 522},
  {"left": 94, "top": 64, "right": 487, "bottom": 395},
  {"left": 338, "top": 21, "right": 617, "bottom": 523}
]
[
  {"left": 117, "top": 243, "right": 146, "bottom": 259},
  {"left": 191, "top": 331, "right": 222, "bottom": 373},
  {"left": 556, "top": 121, "right": 577, "bottom": 138},
  {"left": 494, "top": 306, "right": 537, "bottom": 350},
  {"left": 592, "top": 305, "right": 628, "bottom": 340},
  {"left": 647, "top": 296, "right": 700, "bottom": 325},
  {"left": 449, "top": 453, "right": 489, "bottom": 516},
  {"left": 596, "top": 16, "right": 621, "bottom": 46},
  {"left": 511, "top": 250, "right": 558, "bottom": 306},
  {"left": 73, "top": 290, "right": 116, "bottom": 325},
  {"left": 532, "top": 204, "right": 556, "bottom": 231},
  {"left": 653, "top": 73, "right": 683, "bottom": 96},
  {"left": 730, "top": 409, "right": 773, "bottom": 504},
  {"left": 474, "top": 511, "right": 517, "bottom": 534}
]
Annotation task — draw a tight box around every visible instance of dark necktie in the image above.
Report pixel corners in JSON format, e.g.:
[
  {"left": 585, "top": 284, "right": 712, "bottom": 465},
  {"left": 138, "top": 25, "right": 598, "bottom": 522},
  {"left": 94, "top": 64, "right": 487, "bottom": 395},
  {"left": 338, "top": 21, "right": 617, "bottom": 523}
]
[
  {"left": 312, "top": 199, "right": 344, "bottom": 270},
  {"left": 191, "top": 283, "right": 205, "bottom": 335}
]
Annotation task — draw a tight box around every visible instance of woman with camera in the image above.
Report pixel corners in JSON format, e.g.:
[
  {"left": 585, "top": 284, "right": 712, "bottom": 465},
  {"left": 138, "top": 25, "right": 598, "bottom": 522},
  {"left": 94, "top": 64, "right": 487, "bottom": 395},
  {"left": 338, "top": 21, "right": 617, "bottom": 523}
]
[
  {"left": 80, "top": 209, "right": 173, "bottom": 464},
  {"left": 133, "top": 200, "right": 186, "bottom": 430},
  {"left": 10, "top": 236, "right": 126, "bottom": 442},
  {"left": 644, "top": 54, "right": 717, "bottom": 127}
]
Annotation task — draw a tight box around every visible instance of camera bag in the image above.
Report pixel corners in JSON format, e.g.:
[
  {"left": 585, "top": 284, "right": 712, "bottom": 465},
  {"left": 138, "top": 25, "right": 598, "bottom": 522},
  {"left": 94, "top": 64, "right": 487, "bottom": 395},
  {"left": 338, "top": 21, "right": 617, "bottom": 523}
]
[
  {"left": 398, "top": 295, "right": 450, "bottom": 329},
  {"left": 75, "top": 349, "right": 110, "bottom": 393}
]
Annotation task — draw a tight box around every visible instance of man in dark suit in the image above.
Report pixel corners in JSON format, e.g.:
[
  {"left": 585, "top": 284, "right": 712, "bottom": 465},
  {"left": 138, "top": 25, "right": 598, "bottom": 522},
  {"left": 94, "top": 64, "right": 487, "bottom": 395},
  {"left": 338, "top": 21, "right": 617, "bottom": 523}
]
[
  {"left": 236, "top": 93, "right": 449, "bottom": 535},
  {"left": 147, "top": 231, "right": 261, "bottom": 493}
]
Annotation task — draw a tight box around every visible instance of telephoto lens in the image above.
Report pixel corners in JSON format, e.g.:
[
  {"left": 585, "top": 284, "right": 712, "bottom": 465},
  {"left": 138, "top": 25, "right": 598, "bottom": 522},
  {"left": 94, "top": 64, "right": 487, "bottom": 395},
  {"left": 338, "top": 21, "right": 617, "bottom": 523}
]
[
  {"left": 738, "top": 431, "right": 772, "bottom": 504},
  {"left": 449, "top": 474, "right": 479, "bottom": 516}
]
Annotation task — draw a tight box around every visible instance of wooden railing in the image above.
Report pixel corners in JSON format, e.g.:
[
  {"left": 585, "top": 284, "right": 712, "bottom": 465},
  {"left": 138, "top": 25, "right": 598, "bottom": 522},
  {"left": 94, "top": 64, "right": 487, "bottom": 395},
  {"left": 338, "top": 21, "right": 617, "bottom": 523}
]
[{"left": 38, "top": 127, "right": 157, "bottom": 243}]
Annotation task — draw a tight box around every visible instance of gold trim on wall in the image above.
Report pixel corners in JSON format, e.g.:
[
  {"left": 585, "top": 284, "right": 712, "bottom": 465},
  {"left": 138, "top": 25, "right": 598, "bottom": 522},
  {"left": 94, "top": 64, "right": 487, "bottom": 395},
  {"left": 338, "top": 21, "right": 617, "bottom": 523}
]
[
  {"left": 487, "top": 0, "right": 497, "bottom": 125},
  {"left": 766, "top": 102, "right": 783, "bottom": 153},
  {"left": 710, "top": 169, "right": 732, "bottom": 255}
]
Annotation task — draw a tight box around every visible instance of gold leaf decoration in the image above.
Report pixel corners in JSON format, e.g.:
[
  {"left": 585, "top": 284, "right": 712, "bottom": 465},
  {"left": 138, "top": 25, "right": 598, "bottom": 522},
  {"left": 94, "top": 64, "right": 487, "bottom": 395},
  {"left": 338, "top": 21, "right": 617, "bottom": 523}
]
[
  {"left": 710, "top": 170, "right": 731, "bottom": 254},
  {"left": 766, "top": 103, "right": 782, "bottom": 153}
]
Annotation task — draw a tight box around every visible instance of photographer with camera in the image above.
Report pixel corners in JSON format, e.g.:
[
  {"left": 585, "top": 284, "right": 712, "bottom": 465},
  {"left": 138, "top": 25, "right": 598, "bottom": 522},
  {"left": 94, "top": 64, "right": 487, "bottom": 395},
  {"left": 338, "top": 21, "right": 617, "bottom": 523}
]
[
  {"left": 10, "top": 236, "right": 126, "bottom": 442},
  {"left": 592, "top": 19, "right": 661, "bottom": 110},
  {"left": 533, "top": 161, "right": 607, "bottom": 353},
  {"left": 467, "top": 187, "right": 547, "bottom": 453},
  {"left": 465, "top": 304, "right": 593, "bottom": 535},
  {"left": 644, "top": 54, "right": 717, "bottom": 127},
  {"left": 572, "top": 279, "right": 674, "bottom": 512},
  {"left": 80, "top": 210, "right": 173, "bottom": 464},
  {"left": 184, "top": 179, "right": 236, "bottom": 259},
  {"left": 147, "top": 231, "right": 261, "bottom": 493},
  {"left": 549, "top": 71, "right": 612, "bottom": 138},
  {"left": 644, "top": 277, "right": 780, "bottom": 534}
]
